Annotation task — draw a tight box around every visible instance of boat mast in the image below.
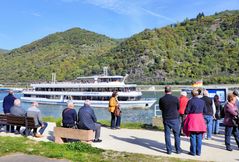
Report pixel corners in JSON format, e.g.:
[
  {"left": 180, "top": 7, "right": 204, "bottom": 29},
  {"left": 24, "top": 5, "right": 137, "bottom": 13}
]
[
  {"left": 123, "top": 74, "right": 129, "bottom": 83},
  {"left": 103, "top": 67, "right": 108, "bottom": 76},
  {"left": 52, "top": 73, "right": 56, "bottom": 83}
]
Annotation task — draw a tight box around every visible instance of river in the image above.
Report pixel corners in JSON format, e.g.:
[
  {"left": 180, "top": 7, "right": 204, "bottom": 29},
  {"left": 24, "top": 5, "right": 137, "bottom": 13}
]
[{"left": 0, "top": 91, "right": 180, "bottom": 124}]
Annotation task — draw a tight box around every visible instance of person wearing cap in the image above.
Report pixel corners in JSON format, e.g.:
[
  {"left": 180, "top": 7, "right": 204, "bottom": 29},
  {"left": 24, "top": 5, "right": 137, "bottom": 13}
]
[
  {"left": 178, "top": 91, "right": 189, "bottom": 136},
  {"left": 183, "top": 88, "right": 207, "bottom": 156},
  {"left": 78, "top": 100, "right": 102, "bottom": 142},
  {"left": 3, "top": 90, "right": 16, "bottom": 133},
  {"left": 159, "top": 86, "right": 181, "bottom": 154},
  {"left": 27, "top": 102, "right": 48, "bottom": 138}
]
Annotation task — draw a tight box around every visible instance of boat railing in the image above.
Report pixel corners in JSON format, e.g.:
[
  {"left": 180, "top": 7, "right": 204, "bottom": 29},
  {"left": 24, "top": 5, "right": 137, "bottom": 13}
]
[
  {"left": 32, "top": 81, "right": 126, "bottom": 85},
  {"left": 154, "top": 104, "right": 160, "bottom": 116}
]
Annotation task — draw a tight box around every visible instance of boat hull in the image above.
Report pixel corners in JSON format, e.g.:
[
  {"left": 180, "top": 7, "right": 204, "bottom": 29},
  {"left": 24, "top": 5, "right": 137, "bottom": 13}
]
[{"left": 20, "top": 97, "right": 156, "bottom": 109}]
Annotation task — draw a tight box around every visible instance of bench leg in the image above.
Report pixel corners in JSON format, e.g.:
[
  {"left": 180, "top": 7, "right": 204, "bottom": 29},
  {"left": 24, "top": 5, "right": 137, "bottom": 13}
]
[
  {"left": 55, "top": 136, "right": 64, "bottom": 144},
  {"left": 0, "top": 124, "right": 4, "bottom": 132}
]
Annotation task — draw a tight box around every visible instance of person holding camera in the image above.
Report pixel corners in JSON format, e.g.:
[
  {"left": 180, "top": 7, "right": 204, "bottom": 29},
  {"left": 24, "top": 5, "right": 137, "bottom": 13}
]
[{"left": 223, "top": 93, "right": 239, "bottom": 151}]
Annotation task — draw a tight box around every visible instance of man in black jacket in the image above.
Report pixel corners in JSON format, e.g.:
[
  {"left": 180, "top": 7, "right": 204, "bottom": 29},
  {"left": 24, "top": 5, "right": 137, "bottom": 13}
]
[
  {"left": 201, "top": 90, "right": 214, "bottom": 140},
  {"left": 159, "top": 86, "right": 181, "bottom": 154}
]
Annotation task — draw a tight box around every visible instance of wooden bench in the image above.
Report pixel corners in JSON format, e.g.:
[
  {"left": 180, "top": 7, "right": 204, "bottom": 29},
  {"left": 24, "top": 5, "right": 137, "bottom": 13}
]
[
  {"left": 0, "top": 114, "right": 7, "bottom": 125},
  {"left": 1, "top": 114, "right": 39, "bottom": 135},
  {"left": 54, "top": 127, "right": 94, "bottom": 144},
  {"left": 0, "top": 114, "right": 7, "bottom": 130}
]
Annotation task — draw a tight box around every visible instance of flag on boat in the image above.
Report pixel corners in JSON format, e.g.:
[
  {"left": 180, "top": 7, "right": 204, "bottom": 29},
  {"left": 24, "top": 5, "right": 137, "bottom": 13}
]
[{"left": 192, "top": 80, "right": 203, "bottom": 87}]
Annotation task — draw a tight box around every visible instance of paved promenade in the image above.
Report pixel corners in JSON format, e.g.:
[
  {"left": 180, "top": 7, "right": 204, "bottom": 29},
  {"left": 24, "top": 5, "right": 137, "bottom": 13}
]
[{"left": 0, "top": 122, "right": 239, "bottom": 162}]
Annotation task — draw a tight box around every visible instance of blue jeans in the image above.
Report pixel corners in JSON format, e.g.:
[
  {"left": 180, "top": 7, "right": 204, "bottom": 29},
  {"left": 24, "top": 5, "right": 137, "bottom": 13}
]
[
  {"left": 190, "top": 133, "right": 203, "bottom": 155},
  {"left": 225, "top": 126, "right": 239, "bottom": 149},
  {"left": 212, "top": 119, "right": 219, "bottom": 134},
  {"left": 111, "top": 112, "right": 121, "bottom": 128},
  {"left": 33, "top": 122, "right": 48, "bottom": 135},
  {"left": 163, "top": 118, "right": 181, "bottom": 154},
  {"left": 204, "top": 115, "right": 213, "bottom": 139}
]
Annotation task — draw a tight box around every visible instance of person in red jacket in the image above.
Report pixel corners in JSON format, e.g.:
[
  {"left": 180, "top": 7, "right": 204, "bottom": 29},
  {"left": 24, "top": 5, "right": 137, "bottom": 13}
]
[{"left": 178, "top": 91, "right": 189, "bottom": 136}]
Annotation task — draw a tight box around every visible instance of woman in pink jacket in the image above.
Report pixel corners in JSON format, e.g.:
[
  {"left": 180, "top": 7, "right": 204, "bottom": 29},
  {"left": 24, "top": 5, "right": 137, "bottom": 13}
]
[{"left": 183, "top": 88, "right": 207, "bottom": 156}]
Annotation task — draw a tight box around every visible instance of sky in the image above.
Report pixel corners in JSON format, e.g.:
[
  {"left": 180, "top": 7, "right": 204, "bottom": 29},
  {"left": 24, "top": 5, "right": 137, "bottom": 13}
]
[{"left": 0, "top": 0, "right": 238, "bottom": 50}]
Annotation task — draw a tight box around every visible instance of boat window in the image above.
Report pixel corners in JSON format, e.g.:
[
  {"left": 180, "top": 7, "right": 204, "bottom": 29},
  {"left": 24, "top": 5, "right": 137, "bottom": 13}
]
[
  {"left": 49, "top": 95, "right": 61, "bottom": 99},
  {"left": 118, "top": 96, "right": 128, "bottom": 101}
]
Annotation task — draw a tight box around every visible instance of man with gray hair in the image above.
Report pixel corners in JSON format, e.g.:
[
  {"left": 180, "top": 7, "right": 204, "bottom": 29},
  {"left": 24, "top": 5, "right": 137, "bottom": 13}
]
[
  {"left": 10, "top": 99, "right": 26, "bottom": 134},
  {"left": 78, "top": 100, "right": 102, "bottom": 142},
  {"left": 27, "top": 102, "right": 48, "bottom": 138}
]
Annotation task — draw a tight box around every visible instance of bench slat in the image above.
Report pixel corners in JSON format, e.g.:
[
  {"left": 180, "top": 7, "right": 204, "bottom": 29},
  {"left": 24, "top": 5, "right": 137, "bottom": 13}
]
[
  {"left": 6, "top": 115, "right": 39, "bottom": 129},
  {"left": 0, "top": 114, "right": 7, "bottom": 125}
]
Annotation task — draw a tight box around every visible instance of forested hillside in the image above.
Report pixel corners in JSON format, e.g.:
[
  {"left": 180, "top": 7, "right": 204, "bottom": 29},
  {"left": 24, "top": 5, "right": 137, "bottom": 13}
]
[
  {"left": 0, "top": 10, "right": 238, "bottom": 84},
  {"left": 103, "top": 10, "right": 239, "bottom": 84},
  {"left": 0, "top": 28, "right": 119, "bottom": 82}
]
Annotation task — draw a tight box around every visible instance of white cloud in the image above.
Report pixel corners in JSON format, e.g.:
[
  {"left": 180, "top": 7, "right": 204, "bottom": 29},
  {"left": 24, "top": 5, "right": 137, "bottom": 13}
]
[
  {"left": 141, "top": 8, "right": 176, "bottom": 23},
  {"left": 32, "top": 12, "right": 41, "bottom": 17},
  {"left": 84, "top": 0, "right": 175, "bottom": 22},
  {"left": 61, "top": 0, "right": 176, "bottom": 23},
  {"left": 83, "top": 0, "right": 138, "bottom": 15}
]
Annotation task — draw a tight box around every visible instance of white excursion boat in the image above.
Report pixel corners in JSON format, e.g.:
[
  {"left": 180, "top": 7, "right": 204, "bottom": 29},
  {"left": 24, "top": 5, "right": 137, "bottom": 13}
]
[{"left": 21, "top": 70, "right": 156, "bottom": 109}]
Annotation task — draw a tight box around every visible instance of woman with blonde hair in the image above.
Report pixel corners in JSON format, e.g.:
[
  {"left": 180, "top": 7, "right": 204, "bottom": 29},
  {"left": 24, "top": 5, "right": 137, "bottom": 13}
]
[{"left": 109, "top": 91, "right": 121, "bottom": 129}]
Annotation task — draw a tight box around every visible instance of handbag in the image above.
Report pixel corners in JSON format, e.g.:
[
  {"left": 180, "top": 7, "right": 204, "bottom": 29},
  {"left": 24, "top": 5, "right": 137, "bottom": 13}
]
[
  {"left": 114, "top": 106, "right": 121, "bottom": 117},
  {"left": 232, "top": 115, "right": 239, "bottom": 126}
]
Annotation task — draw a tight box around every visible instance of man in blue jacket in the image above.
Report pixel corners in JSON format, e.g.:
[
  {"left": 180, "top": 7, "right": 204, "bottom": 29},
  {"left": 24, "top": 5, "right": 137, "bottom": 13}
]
[
  {"left": 78, "top": 100, "right": 102, "bottom": 142},
  {"left": 3, "top": 90, "right": 16, "bottom": 132}
]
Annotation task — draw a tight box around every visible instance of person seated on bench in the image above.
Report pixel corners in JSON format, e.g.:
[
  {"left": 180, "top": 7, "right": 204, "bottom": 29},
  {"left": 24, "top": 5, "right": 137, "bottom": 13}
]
[
  {"left": 27, "top": 102, "right": 48, "bottom": 138},
  {"left": 62, "top": 102, "right": 77, "bottom": 128},
  {"left": 78, "top": 100, "right": 102, "bottom": 142},
  {"left": 10, "top": 99, "right": 26, "bottom": 134}
]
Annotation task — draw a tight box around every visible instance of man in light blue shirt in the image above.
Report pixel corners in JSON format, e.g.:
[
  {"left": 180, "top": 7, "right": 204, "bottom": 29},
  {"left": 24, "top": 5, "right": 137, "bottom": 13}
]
[{"left": 27, "top": 102, "right": 48, "bottom": 138}]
